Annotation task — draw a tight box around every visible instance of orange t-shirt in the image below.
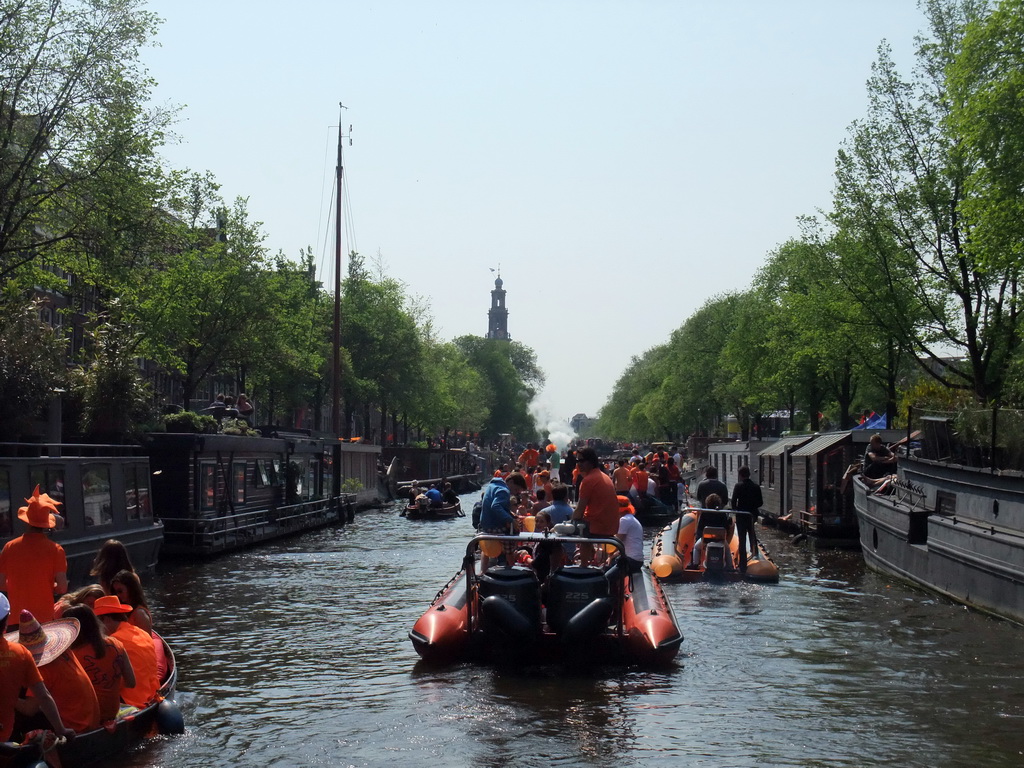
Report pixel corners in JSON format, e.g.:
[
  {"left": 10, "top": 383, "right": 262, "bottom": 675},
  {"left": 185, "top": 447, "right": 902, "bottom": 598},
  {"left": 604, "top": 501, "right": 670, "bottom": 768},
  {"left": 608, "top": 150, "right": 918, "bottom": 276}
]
[
  {"left": 38, "top": 652, "right": 101, "bottom": 733},
  {"left": 112, "top": 622, "right": 159, "bottom": 707},
  {"left": 577, "top": 468, "right": 620, "bottom": 536},
  {"left": 518, "top": 448, "right": 540, "bottom": 468},
  {"left": 0, "top": 532, "right": 67, "bottom": 626},
  {"left": 73, "top": 636, "right": 132, "bottom": 722},
  {"left": 0, "top": 637, "right": 43, "bottom": 741},
  {"left": 633, "top": 470, "right": 649, "bottom": 493}
]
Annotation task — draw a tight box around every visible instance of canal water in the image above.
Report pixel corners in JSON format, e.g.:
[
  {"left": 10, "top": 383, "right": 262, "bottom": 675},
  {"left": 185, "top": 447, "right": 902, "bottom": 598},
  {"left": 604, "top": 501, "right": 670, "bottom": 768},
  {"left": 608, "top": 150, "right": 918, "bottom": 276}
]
[{"left": 115, "top": 492, "right": 1024, "bottom": 768}]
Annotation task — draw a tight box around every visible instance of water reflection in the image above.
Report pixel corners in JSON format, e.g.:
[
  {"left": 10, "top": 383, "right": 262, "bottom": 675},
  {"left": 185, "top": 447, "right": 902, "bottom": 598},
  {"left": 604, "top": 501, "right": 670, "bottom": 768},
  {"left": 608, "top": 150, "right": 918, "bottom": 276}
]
[{"left": 109, "top": 494, "right": 1024, "bottom": 768}]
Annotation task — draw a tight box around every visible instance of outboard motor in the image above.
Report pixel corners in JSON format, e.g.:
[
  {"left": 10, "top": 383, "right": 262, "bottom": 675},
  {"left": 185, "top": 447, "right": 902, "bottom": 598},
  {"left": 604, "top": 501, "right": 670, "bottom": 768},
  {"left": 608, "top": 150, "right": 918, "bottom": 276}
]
[
  {"left": 478, "top": 567, "right": 542, "bottom": 644},
  {"left": 546, "top": 566, "right": 612, "bottom": 644},
  {"left": 702, "top": 526, "right": 728, "bottom": 573}
]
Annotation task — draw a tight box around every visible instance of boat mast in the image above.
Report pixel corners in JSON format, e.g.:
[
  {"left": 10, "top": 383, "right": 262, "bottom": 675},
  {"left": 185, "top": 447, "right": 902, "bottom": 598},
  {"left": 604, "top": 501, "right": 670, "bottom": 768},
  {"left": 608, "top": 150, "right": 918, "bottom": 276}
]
[{"left": 332, "top": 103, "right": 346, "bottom": 437}]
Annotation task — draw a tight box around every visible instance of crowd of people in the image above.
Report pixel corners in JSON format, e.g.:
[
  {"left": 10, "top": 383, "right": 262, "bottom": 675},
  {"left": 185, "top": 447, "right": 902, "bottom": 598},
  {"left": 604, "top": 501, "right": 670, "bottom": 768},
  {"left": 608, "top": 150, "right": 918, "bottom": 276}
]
[
  {"left": 0, "top": 487, "right": 165, "bottom": 744},
  {"left": 473, "top": 439, "right": 774, "bottom": 577}
]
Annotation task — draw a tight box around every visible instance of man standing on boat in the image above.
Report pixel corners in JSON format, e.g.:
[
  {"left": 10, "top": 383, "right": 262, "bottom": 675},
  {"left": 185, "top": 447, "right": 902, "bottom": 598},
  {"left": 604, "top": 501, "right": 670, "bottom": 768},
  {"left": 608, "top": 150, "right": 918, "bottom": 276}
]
[
  {"left": 730, "top": 465, "right": 763, "bottom": 574},
  {"left": 0, "top": 486, "right": 68, "bottom": 631},
  {"left": 695, "top": 466, "right": 728, "bottom": 507},
  {"left": 479, "top": 472, "right": 529, "bottom": 572},
  {"left": 571, "top": 448, "right": 620, "bottom": 566}
]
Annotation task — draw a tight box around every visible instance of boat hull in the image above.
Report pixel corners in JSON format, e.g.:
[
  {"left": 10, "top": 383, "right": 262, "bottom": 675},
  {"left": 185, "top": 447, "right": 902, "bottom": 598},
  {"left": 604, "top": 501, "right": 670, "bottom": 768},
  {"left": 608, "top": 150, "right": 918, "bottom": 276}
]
[
  {"left": 853, "top": 466, "right": 1024, "bottom": 625},
  {"left": 0, "top": 635, "right": 180, "bottom": 768},
  {"left": 650, "top": 510, "right": 780, "bottom": 583},
  {"left": 404, "top": 502, "right": 463, "bottom": 520}
]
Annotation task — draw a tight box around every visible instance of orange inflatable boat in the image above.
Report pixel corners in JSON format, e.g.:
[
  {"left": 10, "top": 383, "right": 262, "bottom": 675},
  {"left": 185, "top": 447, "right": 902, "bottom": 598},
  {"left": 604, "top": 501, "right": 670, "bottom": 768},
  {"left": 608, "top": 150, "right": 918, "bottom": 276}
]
[
  {"left": 410, "top": 531, "right": 683, "bottom": 666},
  {"left": 650, "top": 508, "right": 780, "bottom": 583}
]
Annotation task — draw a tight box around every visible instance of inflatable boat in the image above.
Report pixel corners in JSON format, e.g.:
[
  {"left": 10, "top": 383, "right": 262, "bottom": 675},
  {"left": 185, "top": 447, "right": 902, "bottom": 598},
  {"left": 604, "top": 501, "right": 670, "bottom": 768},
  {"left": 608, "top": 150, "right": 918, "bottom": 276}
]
[
  {"left": 410, "top": 532, "right": 683, "bottom": 666},
  {"left": 650, "top": 508, "right": 780, "bottom": 583}
]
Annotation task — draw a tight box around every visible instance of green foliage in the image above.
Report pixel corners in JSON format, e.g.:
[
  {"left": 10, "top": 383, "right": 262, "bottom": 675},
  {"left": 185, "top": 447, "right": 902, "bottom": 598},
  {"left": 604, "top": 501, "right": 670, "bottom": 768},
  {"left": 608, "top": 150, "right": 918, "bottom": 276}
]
[
  {"left": 220, "top": 417, "right": 259, "bottom": 437},
  {"left": 0, "top": 295, "right": 67, "bottom": 439},
  {"left": 0, "top": 0, "right": 173, "bottom": 287},
  {"left": 162, "top": 410, "right": 218, "bottom": 434},
  {"left": 454, "top": 335, "right": 540, "bottom": 440},
  {"left": 340, "top": 477, "right": 363, "bottom": 493},
  {"left": 70, "top": 311, "right": 153, "bottom": 442}
]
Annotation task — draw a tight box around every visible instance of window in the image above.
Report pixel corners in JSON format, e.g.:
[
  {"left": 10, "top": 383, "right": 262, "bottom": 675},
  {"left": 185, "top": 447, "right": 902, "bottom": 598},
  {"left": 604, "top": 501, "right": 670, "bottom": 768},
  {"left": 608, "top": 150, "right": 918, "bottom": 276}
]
[
  {"left": 125, "top": 463, "right": 152, "bottom": 520},
  {"left": 0, "top": 470, "right": 11, "bottom": 537},
  {"left": 82, "top": 465, "right": 113, "bottom": 527},
  {"left": 232, "top": 461, "right": 247, "bottom": 504},
  {"left": 29, "top": 467, "right": 66, "bottom": 506},
  {"left": 200, "top": 462, "right": 216, "bottom": 510},
  {"left": 255, "top": 460, "right": 271, "bottom": 487}
]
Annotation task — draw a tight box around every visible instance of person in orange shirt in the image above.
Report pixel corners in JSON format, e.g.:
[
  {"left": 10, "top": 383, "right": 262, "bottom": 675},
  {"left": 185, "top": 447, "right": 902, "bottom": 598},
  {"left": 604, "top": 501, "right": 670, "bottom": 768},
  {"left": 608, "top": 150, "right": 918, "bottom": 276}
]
[
  {"left": 571, "top": 447, "right": 620, "bottom": 566},
  {"left": 0, "top": 486, "right": 68, "bottom": 630},
  {"left": 0, "top": 597, "right": 74, "bottom": 744},
  {"left": 7, "top": 608, "right": 99, "bottom": 735},
  {"left": 518, "top": 443, "right": 540, "bottom": 470},
  {"left": 92, "top": 596, "right": 159, "bottom": 708},
  {"left": 64, "top": 605, "right": 136, "bottom": 723},
  {"left": 612, "top": 459, "right": 632, "bottom": 493}
]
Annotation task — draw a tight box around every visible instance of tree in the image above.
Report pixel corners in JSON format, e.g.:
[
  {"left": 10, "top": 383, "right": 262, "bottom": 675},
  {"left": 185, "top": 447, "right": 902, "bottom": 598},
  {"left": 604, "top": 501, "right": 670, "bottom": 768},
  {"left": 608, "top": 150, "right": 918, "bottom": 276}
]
[
  {"left": 130, "top": 175, "right": 274, "bottom": 407},
  {"left": 454, "top": 336, "right": 541, "bottom": 441},
  {"left": 832, "top": 0, "right": 1018, "bottom": 403},
  {"left": 0, "top": 293, "right": 66, "bottom": 439},
  {"left": 0, "top": 0, "right": 173, "bottom": 286}
]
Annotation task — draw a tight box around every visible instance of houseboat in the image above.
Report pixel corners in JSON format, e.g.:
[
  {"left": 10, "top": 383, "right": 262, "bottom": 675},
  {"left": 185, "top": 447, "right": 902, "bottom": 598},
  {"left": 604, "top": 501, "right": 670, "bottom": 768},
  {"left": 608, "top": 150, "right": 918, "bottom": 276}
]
[
  {"left": 854, "top": 414, "right": 1024, "bottom": 624},
  {"left": 145, "top": 431, "right": 360, "bottom": 557},
  {"left": 0, "top": 442, "right": 163, "bottom": 586}
]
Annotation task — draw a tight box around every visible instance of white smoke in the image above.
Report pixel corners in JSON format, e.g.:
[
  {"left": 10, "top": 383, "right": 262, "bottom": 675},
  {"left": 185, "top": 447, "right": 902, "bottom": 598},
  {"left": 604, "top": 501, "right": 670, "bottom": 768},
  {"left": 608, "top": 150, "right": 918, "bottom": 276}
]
[{"left": 529, "top": 396, "right": 577, "bottom": 450}]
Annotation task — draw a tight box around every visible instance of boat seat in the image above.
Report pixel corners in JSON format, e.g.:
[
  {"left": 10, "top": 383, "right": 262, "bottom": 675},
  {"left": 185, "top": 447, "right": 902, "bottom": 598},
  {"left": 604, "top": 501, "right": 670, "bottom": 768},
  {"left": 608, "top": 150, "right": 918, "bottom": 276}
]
[{"left": 702, "top": 526, "right": 727, "bottom": 541}]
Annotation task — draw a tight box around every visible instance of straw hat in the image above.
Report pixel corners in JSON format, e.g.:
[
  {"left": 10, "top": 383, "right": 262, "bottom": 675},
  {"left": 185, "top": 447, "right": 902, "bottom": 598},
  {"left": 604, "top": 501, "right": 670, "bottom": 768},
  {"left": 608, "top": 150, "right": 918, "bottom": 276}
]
[
  {"left": 4, "top": 611, "right": 80, "bottom": 666},
  {"left": 91, "top": 595, "right": 134, "bottom": 617},
  {"left": 17, "top": 485, "right": 60, "bottom": 529}
]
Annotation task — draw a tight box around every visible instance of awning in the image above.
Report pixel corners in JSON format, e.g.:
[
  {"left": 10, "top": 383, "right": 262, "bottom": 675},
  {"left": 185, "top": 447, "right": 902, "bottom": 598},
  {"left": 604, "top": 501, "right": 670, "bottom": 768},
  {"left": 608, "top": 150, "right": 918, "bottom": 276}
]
[
  {"left": 758, "top": 435, "right": 814, "bottom": 457},
  {"left": 792, "top": 431, "right": 851, "bottom": 457}
]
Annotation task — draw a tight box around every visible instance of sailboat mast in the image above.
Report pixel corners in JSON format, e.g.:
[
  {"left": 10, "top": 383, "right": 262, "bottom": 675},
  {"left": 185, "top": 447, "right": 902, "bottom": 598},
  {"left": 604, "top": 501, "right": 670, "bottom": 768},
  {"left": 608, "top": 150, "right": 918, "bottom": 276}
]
[{"left": 332, "top": 103, "right": 345, "bottom": 436}]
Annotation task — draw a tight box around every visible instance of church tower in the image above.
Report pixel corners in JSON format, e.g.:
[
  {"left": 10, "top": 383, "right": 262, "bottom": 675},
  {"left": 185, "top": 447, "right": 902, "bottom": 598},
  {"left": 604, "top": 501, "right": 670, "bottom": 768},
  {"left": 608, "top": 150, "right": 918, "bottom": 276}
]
[{"left": 486, "top": 273, "right": 510, "bottom": 340}]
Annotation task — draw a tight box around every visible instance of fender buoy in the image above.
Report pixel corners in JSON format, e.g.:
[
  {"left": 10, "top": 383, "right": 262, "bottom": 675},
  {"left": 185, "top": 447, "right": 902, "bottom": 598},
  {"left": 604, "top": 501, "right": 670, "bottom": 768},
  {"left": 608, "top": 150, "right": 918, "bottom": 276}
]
[
  {"left": 562, "top": 597, "right": 613, "bottom": 645},
  {"left": 156, "top": 698, "right": 185, "bottom": 735},
  {"left": 480, "top": 595, "right": 535, "bottom": 642}
]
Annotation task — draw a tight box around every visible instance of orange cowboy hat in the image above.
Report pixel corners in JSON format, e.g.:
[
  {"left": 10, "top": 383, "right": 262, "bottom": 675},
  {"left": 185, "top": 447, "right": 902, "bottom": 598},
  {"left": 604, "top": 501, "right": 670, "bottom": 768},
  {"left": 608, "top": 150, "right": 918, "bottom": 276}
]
[
  {"left": 91, "top": 595, "right": 135, "bottom": 617},
  {"left": 18, "top": 485, "right": 60, "bottom": 529},
  {"left": 4, "top": 610, "right": 80, "bottom": 666},
  {"left": 616, "top": 494, "right": 636, "bottom": 515}
]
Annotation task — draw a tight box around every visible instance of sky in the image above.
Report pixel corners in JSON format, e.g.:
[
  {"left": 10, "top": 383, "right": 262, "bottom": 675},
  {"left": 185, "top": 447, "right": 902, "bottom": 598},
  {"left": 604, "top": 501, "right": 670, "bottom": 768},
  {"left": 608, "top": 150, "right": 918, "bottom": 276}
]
[{"left": 140, "top": 0, "right": 927, "bottom": 430}]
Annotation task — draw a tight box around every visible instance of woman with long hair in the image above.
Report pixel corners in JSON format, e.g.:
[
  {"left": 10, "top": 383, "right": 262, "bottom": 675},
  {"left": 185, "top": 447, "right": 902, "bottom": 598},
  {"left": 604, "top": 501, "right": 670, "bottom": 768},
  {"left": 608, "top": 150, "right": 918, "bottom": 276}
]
[
  {"left": 90, "top": 540, "right": 136, "bottom": 594},
  {"left": 109, "top": 569, "right": 152, "bottom": 634},
  {"left": 53, "top": 584, "right": 106, "bottom": 618},
  {"left": 64, "top": 604, "right": 136, "bottom": 722}
]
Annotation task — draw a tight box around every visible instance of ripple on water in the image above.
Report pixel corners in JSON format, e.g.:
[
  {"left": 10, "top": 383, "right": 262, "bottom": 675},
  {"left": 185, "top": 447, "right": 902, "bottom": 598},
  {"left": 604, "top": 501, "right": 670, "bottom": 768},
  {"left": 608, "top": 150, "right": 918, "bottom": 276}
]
[{"left": 122, "top": 500, "right": 1024, "bottom": 768}]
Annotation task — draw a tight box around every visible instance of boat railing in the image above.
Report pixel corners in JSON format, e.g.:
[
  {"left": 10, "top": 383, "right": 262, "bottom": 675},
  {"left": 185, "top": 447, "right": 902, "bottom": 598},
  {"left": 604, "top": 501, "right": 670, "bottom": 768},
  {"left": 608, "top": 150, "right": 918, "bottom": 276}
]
[{"left": 163, "top": 493, "right": 350, "bottom": 552}]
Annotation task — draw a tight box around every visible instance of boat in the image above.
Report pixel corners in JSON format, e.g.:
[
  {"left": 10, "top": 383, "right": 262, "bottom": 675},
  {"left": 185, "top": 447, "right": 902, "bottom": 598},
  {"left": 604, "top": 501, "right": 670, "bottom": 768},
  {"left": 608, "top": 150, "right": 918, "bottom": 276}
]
[
  {"left": 145, "top": 431, "right": 352, "bottom": 558},
  {"left": 631, "top": 493, "right": 677, "bottom": 527},
  {"left": 0, "top": 635, "right": 182, "bottom": 768},
  {"left": 403, "top": 500, "right": 464, "bottom": 520},
  {"left": 409, "top": 532, "right": 683, "bottom": 666},
  {"left": 0, "top": 442, "right": 164, "bottom": 585},
  {"left": 853, "top": 412, "right": 1024, "bottom": 625},
  {"left": 649, "top": 507, "right": 780, "bottom": 583}
]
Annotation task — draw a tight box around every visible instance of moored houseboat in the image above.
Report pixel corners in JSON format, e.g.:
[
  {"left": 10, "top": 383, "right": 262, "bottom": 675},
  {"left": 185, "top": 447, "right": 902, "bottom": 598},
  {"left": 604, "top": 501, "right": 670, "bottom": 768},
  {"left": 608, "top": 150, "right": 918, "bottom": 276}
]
[
  {"left": 145, "top": 431, "right": 356, "bottom": 557},
  {"left": 854, "top": 413, "right": 1024, "bottom": 624},
  {"left": 0, "top": 442, "right": 163, "bottom": 585}
]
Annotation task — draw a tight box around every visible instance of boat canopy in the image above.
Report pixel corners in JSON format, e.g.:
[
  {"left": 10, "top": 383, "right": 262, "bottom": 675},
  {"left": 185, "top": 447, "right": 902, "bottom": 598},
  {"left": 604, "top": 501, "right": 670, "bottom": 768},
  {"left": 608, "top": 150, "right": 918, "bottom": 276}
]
[
  {"left": 758, "top": 435, "right": 813, "bottom": 457},
  {"left": 791, "top": 432, "right": 851, "bottom": 457}
]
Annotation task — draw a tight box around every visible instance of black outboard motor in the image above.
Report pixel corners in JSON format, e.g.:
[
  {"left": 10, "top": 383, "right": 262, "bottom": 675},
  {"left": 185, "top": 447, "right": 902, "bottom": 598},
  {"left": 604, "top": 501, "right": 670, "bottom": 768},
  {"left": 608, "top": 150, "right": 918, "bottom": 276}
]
[
  {"left": 479, "top": 567, "right": 542, "bottom": 644},
  {"left": 546, "top": 566, "right": 613, "bottom": 645}
]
